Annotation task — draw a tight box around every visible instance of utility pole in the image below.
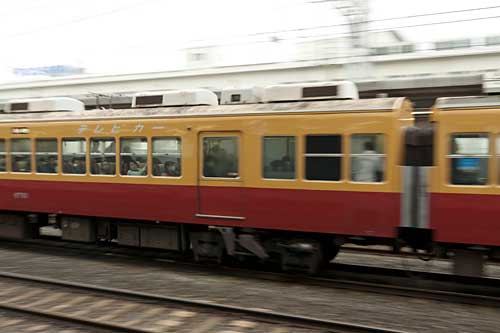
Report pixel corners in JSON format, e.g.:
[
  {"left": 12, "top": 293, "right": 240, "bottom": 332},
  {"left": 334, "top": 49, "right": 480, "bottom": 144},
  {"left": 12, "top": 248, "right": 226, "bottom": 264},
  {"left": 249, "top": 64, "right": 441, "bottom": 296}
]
[{"left": 308, "top": 0, "right": 372, "bottom": 80}]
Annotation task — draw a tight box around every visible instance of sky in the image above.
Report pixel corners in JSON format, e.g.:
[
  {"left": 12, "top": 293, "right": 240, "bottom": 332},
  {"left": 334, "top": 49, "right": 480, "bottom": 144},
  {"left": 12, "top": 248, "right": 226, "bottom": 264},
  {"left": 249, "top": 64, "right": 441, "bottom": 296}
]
[{"left": 1, "top": 0, "right": 500, "bottom": 82}]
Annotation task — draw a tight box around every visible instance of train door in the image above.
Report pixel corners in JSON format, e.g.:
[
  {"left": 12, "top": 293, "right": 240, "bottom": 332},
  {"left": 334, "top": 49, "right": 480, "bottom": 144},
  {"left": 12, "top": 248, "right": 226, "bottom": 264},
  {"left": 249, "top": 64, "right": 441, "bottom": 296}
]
[{"left": 196, "top": 132, "right": 245, "bottom": 221}]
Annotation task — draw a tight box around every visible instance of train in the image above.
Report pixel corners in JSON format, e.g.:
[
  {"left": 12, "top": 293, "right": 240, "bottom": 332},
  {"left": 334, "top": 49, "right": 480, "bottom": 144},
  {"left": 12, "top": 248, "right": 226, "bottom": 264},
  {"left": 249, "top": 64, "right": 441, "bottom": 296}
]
[{"left": 0, "top": 81, "right": 497, "bottom": 275}]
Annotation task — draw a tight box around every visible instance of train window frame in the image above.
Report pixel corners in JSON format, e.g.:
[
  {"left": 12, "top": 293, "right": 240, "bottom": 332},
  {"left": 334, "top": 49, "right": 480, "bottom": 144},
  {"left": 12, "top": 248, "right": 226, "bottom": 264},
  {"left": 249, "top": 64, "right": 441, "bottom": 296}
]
[
  {"left": 120, "top": 137, "right": 148, "bottom": 177},
  {"left": 350, "top": 134, "right": 386, "bottom": 183},
  {"left": 304, "top": 134, "right": 343, "bottom": 182},
  {"left": 0, "top": 139, "right": 6, "bottom": 173},
  {"left": 202, "top": 136, "right": 239, "bottom": 179},
  {"left": 448, "top": 133, "right": 490, "bottom": 186},
  {"left": 262, "top": 136, "right": 296, "bottom": 181},
  {"left": 10, "top": 138, "right": 32, "bottom": 174},
  {"left": 62, "top": 138, "right": 87, "bottom": 176},
  {"left": 90, "top": 137, "right": 117, "bottom": 176},
  {"left": 35, "top": 138, "right": 59, "bottom": 175},
  {"left": 495, "top": 134, "right": 500, "bottom": 186},
  {"left": 151, "top": 137, "right": 182, "bottom": 178}
]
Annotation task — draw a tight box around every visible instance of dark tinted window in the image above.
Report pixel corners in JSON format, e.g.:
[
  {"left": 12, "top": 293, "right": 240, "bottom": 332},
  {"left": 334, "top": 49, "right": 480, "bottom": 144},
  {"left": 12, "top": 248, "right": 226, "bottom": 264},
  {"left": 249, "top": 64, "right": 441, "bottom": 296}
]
[
  {"left": 306, "top": 135, "right": 341, "bottom": 154},
  {"left": 10, "top": 103, "right": 28, "bottom": 111},
  {"left": 135, "top": 95, "right": 162, "bottom": 106},
  {"left": 302, "top": 86, "right": 337, "bottom": 98},
  {"left": 305, "top": 135, "right": 342, "bottom": 181}
]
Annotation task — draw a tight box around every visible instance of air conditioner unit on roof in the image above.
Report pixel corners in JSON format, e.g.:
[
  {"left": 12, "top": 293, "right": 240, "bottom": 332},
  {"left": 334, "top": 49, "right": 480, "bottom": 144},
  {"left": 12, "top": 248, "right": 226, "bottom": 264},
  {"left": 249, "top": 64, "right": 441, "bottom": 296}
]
[
  {"left": 262, "top": 81, "right": 358, "bottom": 103},
  {"left": 132, "top": 89, "right": 218, "bottom": 108},
  {"left": 4, "top": 97, "right": 84, "bottom": 113},
  {"left": 220, "top": 87, "right": 263, "bottom": 105}
]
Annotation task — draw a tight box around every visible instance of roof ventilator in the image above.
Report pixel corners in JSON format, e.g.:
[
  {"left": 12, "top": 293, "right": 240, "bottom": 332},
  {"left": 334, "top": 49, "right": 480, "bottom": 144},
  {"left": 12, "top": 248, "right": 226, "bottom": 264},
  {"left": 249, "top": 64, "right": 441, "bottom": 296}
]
[
  {"left": 132, "top": 89, "right": 219, "bottom": 108},
  {"left": 220, "top": 87, "right": 263, "bottom": 105},
  {"left": 4, "top": 97, "right": 84, "bottom": 113},
  {"left": 262, "top": 81, "right": 359, "bottom": 103}
]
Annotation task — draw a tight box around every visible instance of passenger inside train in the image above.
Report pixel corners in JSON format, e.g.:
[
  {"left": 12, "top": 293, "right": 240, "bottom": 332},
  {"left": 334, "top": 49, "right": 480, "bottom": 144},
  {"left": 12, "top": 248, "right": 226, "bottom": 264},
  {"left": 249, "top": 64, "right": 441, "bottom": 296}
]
[
  {"left": 162, "top": 160, "right": 180, "bottom": 177},
  {"left": 37, "top": 156, "right": 58, "bottom": 174},
  {"left": 351, "top": 135, "right": 385, "bottom": 183},
  {"left": 203, "top": 138, "right": 238, "bottom": 178},
  {"left": 127, "top": 160, "right": 146, "bottom": 176}
]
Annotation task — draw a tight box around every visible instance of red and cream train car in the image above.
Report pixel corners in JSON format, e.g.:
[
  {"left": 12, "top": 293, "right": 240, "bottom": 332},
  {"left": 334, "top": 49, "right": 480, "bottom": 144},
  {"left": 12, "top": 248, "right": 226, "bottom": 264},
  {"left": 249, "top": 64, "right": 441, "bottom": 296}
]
[
  {"left": 0, "top": 83, "right": 412, "bottom": 271},
  {"left": 0, "top": 83, "right": 498, "bottom": 274}
]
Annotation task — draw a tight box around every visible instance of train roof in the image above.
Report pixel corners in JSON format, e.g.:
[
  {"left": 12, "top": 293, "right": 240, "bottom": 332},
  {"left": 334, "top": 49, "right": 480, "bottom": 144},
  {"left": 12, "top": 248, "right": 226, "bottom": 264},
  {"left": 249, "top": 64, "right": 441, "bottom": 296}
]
[
  {"left": 0, "top": 97, "right": 407, "bottom": 124},
  {"left": 435, "top": 95, "right": 500, "bottom": 109}
]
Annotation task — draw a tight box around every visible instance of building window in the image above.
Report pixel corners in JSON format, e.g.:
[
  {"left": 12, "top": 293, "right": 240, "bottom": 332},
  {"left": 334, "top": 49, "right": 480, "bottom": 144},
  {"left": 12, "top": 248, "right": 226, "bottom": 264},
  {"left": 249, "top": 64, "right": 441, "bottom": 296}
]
[
  {"left": 36, "top": 139, "right": 58, "bottom": 174},
  {"left": 11, "top": 139, "right": 31, "bottom": 173},
  {"left": 449, "top": 133, "right": 489, "bottom": 185},
  {"left": 0, "top": 140, "right": 6, "bottom": 172},
  {"left": 62, "top": 138, "right": 86, "bottom": 175},
  {"left": 90, "top": 138, "right": 116, "bottom": 175},
  {"left": 351, "top": 134, "right": 385, "bottom": 182},
  {"left": 152, "top": 137, "right": 181, "bottom": 177},
  {"left": 203, "top": 137, "right": 238, "bottom": 178},
  {"left": 121, "top": 138, "right": 148, "bottom": 176},
  {"left": 262, "top": 136, "right": 295, "bottom": 179},
  {"left": 305, "top": 135, "right": 342, "bottom": 181}
]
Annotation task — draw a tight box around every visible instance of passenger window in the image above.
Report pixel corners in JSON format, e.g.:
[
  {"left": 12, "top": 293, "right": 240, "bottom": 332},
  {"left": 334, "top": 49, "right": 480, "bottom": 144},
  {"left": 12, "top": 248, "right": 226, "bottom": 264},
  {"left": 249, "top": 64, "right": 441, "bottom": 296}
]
[
  {"left": 262, "top": 136, "right": 295, "bottom": 179},
  {"left": 11, "top": 139, "right": 31, "bottom": 173},
  {"left": 121, "top": 138, "right": 148, "bottom": 176},
  {"left": 36, "top": 139, "right": 58, "bottom": 174},
  {"left": 203, "top": 137, "right": 238, "bottom": 178},
  {"left": 90, "top": 138, "right": 116, "bottom": 175},
  {"left": 152, "top": 137, "right": 181, "bottom": 177},
  {"left": 62, "top": 139, "right": 86, "bottom": 175},
  {"left": 0, "top": 140, "right": 6, "bottom": 172},
  {"left": 449, "top": 133, "right": 489, "bottom": 185},
  {"left": 305, "top": 135, "right": 342, "bottom": 181},
  {"left": 351, "top": 134, "right": 385, "bottom": 182}
]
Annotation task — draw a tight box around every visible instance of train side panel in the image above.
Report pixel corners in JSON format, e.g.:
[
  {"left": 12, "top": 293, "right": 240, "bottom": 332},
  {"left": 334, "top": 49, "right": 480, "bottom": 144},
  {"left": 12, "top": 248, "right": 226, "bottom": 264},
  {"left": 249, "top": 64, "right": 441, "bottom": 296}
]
[
  {"left": 0, "top": 101, "right": 409, "bottom": 240},
  {"left": 431, "top": 107, "right": 500, "bottom": 247}
]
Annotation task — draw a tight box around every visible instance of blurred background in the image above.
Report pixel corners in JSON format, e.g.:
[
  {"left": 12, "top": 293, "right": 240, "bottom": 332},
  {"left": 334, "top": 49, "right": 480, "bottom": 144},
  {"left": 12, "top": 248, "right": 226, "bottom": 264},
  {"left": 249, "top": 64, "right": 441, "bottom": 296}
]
[{"left": 2, "top": 0, "right": 500, "bottom": 106}]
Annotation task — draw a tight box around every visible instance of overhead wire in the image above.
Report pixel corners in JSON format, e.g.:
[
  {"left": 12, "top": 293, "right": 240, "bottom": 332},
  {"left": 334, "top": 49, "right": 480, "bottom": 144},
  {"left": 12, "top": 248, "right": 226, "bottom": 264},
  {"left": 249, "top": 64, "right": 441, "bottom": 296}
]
[
  {"left": 178, "top": 14, "right": 500, "bottom": 49},
  {"left": 3, "top": 3, "right": 500, "bottom": 43},
  {"left": 3, "top": 2, "right": 500, "bottom": 76},
  {"left": 2, "top": 0, "right": 163, "bottom": 40},
  {"left": 184, "top": 4, "right": 500, "bottom": 44}
]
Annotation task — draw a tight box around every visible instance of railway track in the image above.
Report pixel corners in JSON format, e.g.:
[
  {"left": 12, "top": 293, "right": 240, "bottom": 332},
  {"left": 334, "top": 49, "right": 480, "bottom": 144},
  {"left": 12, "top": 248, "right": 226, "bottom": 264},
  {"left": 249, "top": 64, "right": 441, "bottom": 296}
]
[
  {"left": 0, "top": 271, "right": 405, "bottom": 333},
  {"left": 1, "top": 239, "right": 500, "bottom": 309}
]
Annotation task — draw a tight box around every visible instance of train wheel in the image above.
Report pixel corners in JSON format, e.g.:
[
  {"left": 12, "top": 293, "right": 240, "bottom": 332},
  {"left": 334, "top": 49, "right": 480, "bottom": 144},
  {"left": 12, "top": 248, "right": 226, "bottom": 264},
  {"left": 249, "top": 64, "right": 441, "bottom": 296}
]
[
  {"left": 322, "top": 242, "right": 340, "bottom": 264},
  {"left": 190, "top": 231, "right": 225, "bottom": 263},
  {"left": 280, "top": 239, "right": 324, "bottom": 274}
]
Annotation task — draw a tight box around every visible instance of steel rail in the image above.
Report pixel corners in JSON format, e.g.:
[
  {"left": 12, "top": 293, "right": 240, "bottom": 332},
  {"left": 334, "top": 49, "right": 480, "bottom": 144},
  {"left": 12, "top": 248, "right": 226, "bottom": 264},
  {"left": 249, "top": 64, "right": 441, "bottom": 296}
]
[
  {"left": 2, "top": 240, "right": 500, "bottom": 307},
  {"left": 0, "top": 302, "right": 150, "bottom": 333},
  {"left": 0, "top": 270, "right": 406, "bottom": 333}
]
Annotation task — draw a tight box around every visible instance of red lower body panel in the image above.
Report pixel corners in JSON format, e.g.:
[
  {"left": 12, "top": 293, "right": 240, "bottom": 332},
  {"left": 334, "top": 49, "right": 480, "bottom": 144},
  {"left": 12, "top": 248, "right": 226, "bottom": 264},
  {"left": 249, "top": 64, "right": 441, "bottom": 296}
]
[
  {"left": 431, "top": 192, "right": 500, "bottom": 246},
  {"left": 243, "top": 187, "right": 398, "bottom": 236},
  {"left": 0, "top": 179, "right": 399, "bottom": 238}
]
